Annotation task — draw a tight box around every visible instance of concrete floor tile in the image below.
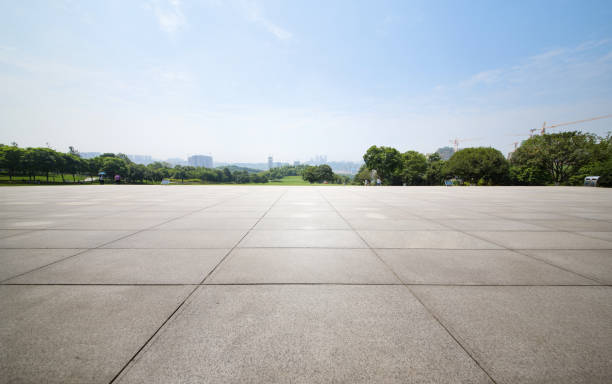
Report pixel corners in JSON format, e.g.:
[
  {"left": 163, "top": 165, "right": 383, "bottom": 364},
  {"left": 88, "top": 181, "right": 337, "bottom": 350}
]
[
  {"left": 254, "top": 216, "right": 350, "bottom": 230},
  {"left": 115, "top": 285, "right": 492, "bottom": 384},
  {"left": 208, "top": 248, "right": 399, "bottom": 283},
  {"left": 441, "top": 219, "right": 549, "bottom": 231},
  {"left": 0, "top": 285, "right": 193, "bottom": 384},
  {"left": 155, "top": 217, "right": 258, "bottom": 230},
  {"left": 578, "top": 231, "right": 612, "bottom": 241},
  {"left": 0, "top": 229, "right": 133, "bottom": 248},
  {"left": 239, "top": 230, "right": 367, "bottom": 248},
  {"left": 8, "top": 248, "right": 228, "bottom": 284},
  {"left": 348, "top": 219, "right": 446, "bottom": 230},
  {"left": 359, "top": 230, "right": 502, "bottom": 249},
  {"left": 469, "top": 231, "right": 612, "bottom": 249},
  {"left": 520, "top": 249, "right": 612, "bottom": 284},
  {"left": 377, "top": 249, "right": 596, "bottom": 285},
  {"left": 0, "top": 248, "right": 83, "bottom": 281},
  {"left": 103, "top": 230, "right": 246, "bottom": 249},
  {"left": 0, "top": 229, "right": 32, "bottom": 239},
  {"left": 411, "top": 286, "right": 612, "bottom": 384}
]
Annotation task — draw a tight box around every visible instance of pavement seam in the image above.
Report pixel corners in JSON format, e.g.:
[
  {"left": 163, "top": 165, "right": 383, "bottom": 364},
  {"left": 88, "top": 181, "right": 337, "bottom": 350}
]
[
  {"left": 317, "top": 188, "right": 499, "bottom": 384},
  {"left": 108, "top": 188, "right": 288, "bottom": 384},
  {"left": 0, "top": 192, "right": 250, "bottom": 284},
  {"left": 346, "top": 189, "right": 605, "bottom": 285}
]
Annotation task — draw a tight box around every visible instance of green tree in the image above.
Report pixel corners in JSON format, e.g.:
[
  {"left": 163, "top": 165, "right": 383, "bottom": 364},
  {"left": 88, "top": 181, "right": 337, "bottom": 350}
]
[
  {"left": 62, "top": 153, "right": 82, "bottom": 182},
  {"left": 0, "top": 146, "right": 24, "bottom": 180},
  {"left": 510, "top": 131, "right": 597, "bottom": 185},
  {"left": 425, "top": 153, "right": 446, "bottom": 185},
  {"left": 23, "top": 148, "right": 59, "bottom": 182},
  {"left": 101, "top": 157, "right": 128, "bottom": 179},
  {"left": 401, "top": 151, "right": 428, "bottom": 185},
  {"left": 446, "top": 147, "right": 509, "bottom": 185},
  {"left": 363, "top": 146, "right": 403, "bottom": 185},
  {"left": 314, "top": 164, "right": 334, "bottom": 182}
]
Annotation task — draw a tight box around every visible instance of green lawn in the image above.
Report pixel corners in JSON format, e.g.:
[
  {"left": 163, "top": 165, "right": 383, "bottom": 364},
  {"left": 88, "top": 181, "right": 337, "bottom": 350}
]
[{"left": 267, "top": 176, "right": 331, "bottom": 186}]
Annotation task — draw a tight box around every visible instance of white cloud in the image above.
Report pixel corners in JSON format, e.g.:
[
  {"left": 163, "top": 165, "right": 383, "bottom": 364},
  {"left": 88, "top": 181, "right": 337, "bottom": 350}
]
[
  {"left": 237, "top": 0, "right": 292, "bottom": 41},
  {"left": 147, "top": 0, "right": 186, "bottom": 33}
]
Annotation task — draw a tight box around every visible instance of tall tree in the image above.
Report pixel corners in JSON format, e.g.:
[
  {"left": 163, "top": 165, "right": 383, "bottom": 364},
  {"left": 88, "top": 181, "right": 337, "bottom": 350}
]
[
  {"left": 511, "top": 131, "right": 597, "bottom": 185},
  {"left": 0, "top": 146, "right": 24, "bottom": 181},
  {"left": 446, "top": 147, "right": 509, "bottom": 185},
  {"left": 401, "top": 151, "right": 428, "bottom": 185},
  {"left": 363, "top": 146, "right": 403, "bottom": 185}
]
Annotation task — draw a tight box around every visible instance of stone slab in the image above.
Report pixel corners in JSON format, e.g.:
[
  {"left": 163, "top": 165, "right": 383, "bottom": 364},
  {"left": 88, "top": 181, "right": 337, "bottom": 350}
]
[
  {"left": 8, "top": 248, "right": 228, "bottom": 284},
  {"left": 359, "top": 230, "right": 502, "bottom": 249},
  {"left": 411, "top": 286, "right": 612, "bottom": 384},
  {"left": 238, "top": 229, "right": 367, "bottom": 248},
  {"left": 377, "top": 249, "right": 596, "bottom": 285},
  {"left": 115, "top": 285, "right": 492, "bottom": 384},
  {"left": 0, "top": 285, "right": 193, "bottom": 384},
  {"left": 208, "top": 248, "right": 399, "bottom": 284},
  {"left": 103, "top": 230, "right": 246, "bottom": 249},
  {"left": 0, "top": 248, "right": 83, "bottom": 281}
]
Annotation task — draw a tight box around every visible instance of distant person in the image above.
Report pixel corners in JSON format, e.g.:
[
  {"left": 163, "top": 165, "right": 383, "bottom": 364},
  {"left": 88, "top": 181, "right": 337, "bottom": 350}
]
[
  {"left": 376, "top": 178, "right": 381, "bottom": 186},
  {"left": 99, "top": 174, "right": 104, "bottom": 185},
  {"left": 364, "top": 179, "right": 369, "bottom": 186},
  {"left": 114, "top": 174, "right": 121, "bottom": 184}
]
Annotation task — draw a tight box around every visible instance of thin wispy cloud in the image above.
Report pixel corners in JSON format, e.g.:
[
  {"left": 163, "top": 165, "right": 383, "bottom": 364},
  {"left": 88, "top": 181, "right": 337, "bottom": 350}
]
[
  {"left": 238, "top": 0, "right": 292, "bottom": 40},
  {"left": 146, "top": 0, "right": 186, "bottom": 33}
]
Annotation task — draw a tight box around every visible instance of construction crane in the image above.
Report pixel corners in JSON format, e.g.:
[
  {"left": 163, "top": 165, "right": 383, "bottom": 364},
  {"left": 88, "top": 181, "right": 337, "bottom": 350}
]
[
  {"left": 449, "top": 137, "right": 482, "bottom": 152},
  {"left": 539, "top": 114, "right": 612, "bottom": 134}
]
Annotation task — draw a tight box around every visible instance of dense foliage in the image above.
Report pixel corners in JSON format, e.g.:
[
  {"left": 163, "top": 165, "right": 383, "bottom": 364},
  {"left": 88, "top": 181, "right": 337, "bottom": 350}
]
[
  {"left": 0, "top": 145, "right": 348, "bottom": 185},
  {"left": 359, "top": 131, "right": 611, "bottom": 186}
]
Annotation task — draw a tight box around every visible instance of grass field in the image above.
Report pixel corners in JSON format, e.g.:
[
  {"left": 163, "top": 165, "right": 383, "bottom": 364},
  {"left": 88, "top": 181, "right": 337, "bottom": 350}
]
[
  {"left": 267, "top": 176, "right": 329, "bottom": 186},
  {"left": 0, "top": 174, "right": 344, "bottom": 186}
]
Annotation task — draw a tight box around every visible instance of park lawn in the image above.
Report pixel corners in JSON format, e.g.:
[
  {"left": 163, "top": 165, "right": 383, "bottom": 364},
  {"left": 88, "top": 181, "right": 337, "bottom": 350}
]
[
  {"left": 267, "top": 176, "right": 331, "bottom": 186},
  {"left": 0, "top": 173, "right": 90, "bottom": 183}
]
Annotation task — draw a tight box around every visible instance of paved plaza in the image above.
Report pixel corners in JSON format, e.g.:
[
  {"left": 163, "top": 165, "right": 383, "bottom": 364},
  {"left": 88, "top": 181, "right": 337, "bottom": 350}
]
[{"left": 0, "top": 185, "right": 611, "bottom": 383}]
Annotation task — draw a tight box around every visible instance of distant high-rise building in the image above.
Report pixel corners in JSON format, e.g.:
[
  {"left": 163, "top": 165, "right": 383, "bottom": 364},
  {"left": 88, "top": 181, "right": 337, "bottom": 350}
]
[
  {"left": 80, "top": 152, "right": 101, "bottom": 159},
  {"left": 188, "top": 155, "right": 213, "bottom": 168},
  {"left": 128, "top": 154, "right": 153, "bottom": 165},
  {"left": 268, "top": 156, "right": 273, "bottom": 170},
  {"left": 166, "top": 158, "right": 187, "bottom": 166},
  {"left": 310, "top": 155, "right": 327, "bottom": 165},
  {"left": 435, "top": 146, "right": 455, "bottom": 161},
  {"left": 293, "top": 161, "right": 300, "bottom": 166}
]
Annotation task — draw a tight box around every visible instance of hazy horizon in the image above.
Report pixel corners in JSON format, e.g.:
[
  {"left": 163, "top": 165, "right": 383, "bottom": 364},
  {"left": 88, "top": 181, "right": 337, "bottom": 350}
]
[{"left": 1, "top": 0, "right": 612, "bottom": 163}]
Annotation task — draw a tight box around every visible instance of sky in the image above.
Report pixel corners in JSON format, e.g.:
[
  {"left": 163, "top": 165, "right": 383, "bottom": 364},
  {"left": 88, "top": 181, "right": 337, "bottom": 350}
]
[{"left": 1, "top": 0, "right": 612, "bottom": 163}]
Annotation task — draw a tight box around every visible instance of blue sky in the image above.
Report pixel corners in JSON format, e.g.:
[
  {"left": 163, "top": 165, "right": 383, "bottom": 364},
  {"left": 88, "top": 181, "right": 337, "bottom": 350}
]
[{"left": 1, "top": 0, "right": 611, "bottom": 163}]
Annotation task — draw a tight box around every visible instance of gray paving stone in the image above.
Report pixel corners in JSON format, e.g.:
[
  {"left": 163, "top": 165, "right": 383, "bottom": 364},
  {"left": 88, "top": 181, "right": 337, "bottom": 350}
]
[
  {"left": 0, "top": 285, "right": 193, "bottom": 384},
  {"left": 115, "top": 285, "right": 492, "bottom": 384},
  {"left": 522, "top": 219, "right": 612, "bottom": 231},
  {"left": 0, "top": 229, "right": 133, "bottom": 248},
  {"left": 103, "top": 230, "right": 246, "bottom": 249},
  {"left": 520, "top": 249, "right": 612, "bottom": 284},
  {"left": 155, "top": 217, "right": 258, "bottom": 230},
  {"left": 441, "top": 219, "right": 549, "bottom": 231},
  {"left": 0, "top": 229, "right": 32, "bottom": 239},
  {"left": 469, "top": 231, "right": 612, "bottom": 249},
  {"left": 579, "top": 231, "right": 612, "bottom": 241},
  {"left": 207, "top": 248, "right": 399, "bottom": 283},
  {"left": 377, "top": 249, "right": 596, "bottom": 285},
  {"left": 0, "top": 248, "right": 83, "bottom": 281},
  {"left": 254, "top": 216, "right": 350, "bottom": 229},
  {"left": 8, "top": 248, "right": 228, "bottom": 284},
  {"left": 347, "top": 218, "right": 447, "bottom": 230},
  {"left": 411, "top": 286, "right": 612, "bottom": 384},
  {"left": 238, "top": 229, "right": 367, "bottom": 248},
  {"left": 359, "top": 230, "right": 502, "bottom": 249}
]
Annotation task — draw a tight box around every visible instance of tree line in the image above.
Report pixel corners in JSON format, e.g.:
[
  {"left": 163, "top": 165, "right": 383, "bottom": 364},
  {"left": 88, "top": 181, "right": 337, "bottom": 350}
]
[
  {"left": 357, "top": 131, "right": 612, "bottom": 186},
  {"left": 0, "top": 144, "right": 347, "bottom": 184}
]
